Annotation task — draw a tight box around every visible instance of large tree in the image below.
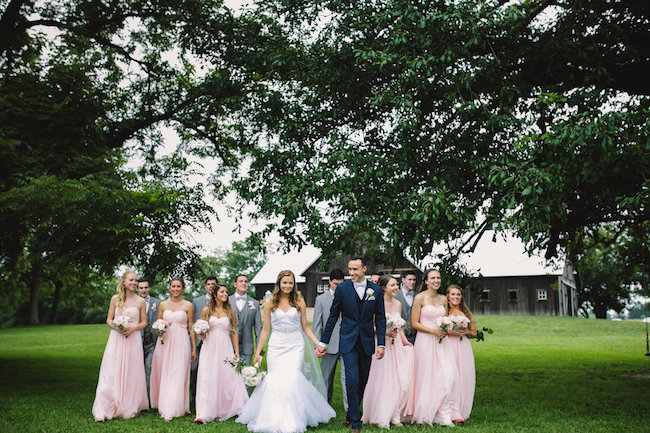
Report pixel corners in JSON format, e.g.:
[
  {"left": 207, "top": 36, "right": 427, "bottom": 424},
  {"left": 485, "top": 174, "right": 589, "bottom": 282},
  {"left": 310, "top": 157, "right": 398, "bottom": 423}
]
[
  {"left": 0, "top": 0, "right": 258, "bottom": 324},
  {"left": 213, "top": 0, "right": 649, "bottom": 271}
]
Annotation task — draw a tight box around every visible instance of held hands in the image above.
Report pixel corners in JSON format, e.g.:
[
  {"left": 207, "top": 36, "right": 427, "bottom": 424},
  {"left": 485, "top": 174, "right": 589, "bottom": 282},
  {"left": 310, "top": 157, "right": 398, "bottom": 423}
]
[
  {"left": 375, "top": 346, "right": 385, "bottom": 360},
  {"left": 253, "top": 354, "right": 261, "bottom": 366},
  {"left": 315, "top": 345, "right": 327, "bottom": 358}
]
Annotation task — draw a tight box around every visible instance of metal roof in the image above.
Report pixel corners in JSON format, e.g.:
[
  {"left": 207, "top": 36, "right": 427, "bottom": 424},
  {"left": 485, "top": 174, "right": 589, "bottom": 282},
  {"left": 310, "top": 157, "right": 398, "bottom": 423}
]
[{"left": 250, "top": 245, "right": 322, "bottom": 285}]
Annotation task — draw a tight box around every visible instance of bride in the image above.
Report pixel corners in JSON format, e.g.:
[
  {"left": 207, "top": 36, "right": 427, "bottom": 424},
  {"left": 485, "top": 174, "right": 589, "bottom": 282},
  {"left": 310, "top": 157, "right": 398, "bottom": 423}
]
[{"left": 237, "top": 270, "right": 336, "bottom": 433}]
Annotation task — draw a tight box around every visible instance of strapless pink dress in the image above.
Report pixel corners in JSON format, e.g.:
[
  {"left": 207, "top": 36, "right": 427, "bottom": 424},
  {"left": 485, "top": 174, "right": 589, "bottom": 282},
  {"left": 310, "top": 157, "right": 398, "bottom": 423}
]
[
  {"left": 150, "top": 309, "right": 191, "bottom": 420},
  {"left": 195, "top": 316, "right": 248, "bottom": 422},
  {"left": 92, "top": 306, "right": 148, "bottom": 421},
  {"left": 403, "top": 305, "right": 459, "bottom": 426},
  {"left": 362, "top": 312, "right": 414, "bottom": 428},
  {"left": 448, "top": 317, "right": 475, "bottom": 420}
]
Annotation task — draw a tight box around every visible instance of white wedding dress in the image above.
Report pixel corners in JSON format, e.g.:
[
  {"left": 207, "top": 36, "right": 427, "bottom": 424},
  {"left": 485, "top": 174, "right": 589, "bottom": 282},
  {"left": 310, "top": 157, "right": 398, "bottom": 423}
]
[{"left": 236, "top": 307, "right": 336, "bottom": 433}]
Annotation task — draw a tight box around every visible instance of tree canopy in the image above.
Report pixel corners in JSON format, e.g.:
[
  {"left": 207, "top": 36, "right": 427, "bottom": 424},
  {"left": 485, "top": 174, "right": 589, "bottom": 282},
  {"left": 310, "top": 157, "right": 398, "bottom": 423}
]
[
  {"left": 0, "top": 0, "right": 256, "bottom": 324},
  {"left": 214, "top": 0, "right": 649, "bottom": 305}
]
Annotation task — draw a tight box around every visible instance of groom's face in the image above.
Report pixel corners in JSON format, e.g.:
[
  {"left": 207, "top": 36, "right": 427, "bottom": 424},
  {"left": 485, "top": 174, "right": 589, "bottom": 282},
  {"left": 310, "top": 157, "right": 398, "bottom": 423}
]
[{"left": 348, "top": 259, "right": 367, "bottom": 283}]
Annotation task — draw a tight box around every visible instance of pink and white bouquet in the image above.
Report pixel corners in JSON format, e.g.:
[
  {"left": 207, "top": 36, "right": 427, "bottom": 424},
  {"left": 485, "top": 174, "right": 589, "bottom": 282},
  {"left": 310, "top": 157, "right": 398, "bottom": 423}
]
[
  {"left": 450, "top": 315, "right": 471, "bottom": 340},
  {"left": 152, "top": 319, "right": 170, "bottom": 344},
  {"left": 386, "top": 316, "right": 406, "bottom": 344},
  {"left": 225, "top": 358, "right": 267, "bottom": 387},
  {"left": 112, "top": 315, "right": 131, "bottom": 332},
  {"left": 192, "top": 319, "right": 211, "bottom": 338},
  {"left": 435, "top": 315, "right": 453, "bottom": 343}
]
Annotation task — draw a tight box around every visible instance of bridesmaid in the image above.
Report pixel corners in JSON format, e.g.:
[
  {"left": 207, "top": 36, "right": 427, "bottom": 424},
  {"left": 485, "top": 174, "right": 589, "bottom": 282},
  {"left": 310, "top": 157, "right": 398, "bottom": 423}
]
[
  {"left": 403, "top": 269, "right": 459, "bottom": 427},
  {"left": 92, "top": 270, "right": 148, "bottom": 421},
  {"left": 446, "top": 284, "right": 477, "bottom": 423},
  {"left": 362, "top": 275, "right": 413, "bottom": 428},
  {"left": 194, "top": 284, "right": 249, "bottom": 424},
  {"left": 149, "top": 277, "right": 197, "bottom": 421}
]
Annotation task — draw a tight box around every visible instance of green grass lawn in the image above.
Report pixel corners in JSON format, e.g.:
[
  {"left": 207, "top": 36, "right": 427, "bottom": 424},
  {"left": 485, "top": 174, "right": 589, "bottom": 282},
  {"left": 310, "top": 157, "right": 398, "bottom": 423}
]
[{"left": 1, "top": 316, "right": 649, "bottom": 432}]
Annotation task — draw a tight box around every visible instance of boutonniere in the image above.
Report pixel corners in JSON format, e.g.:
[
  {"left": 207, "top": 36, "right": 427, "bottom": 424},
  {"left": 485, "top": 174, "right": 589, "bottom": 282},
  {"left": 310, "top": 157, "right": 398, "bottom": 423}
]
[
  {"left": 151, "top": 303, "right": 157, "bottom": 311},
  {"left": 366, "top": 288, "right": 375, "bottom": 301},
  {"left": 248, "top": 300, "right": 256, "bottom": 309}
]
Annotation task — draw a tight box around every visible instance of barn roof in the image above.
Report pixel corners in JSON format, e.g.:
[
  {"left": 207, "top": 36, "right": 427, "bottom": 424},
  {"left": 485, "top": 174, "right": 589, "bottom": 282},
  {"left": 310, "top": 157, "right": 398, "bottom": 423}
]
[
  {"left": 250, "top": 245, "right": 321, "bottom": 285},
  {"left": 432, "top": 230, "right": 562, "bottom": 278}
]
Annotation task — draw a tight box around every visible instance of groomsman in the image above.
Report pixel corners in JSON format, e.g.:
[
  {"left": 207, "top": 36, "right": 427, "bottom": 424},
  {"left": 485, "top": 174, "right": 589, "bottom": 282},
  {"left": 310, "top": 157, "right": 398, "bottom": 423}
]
[
  {"left": 138, "top": 277, "right": 160, "bottom": 403},
  {"left": 394, "top": 270, "right": 417, "bottom": 345},
  {"left": 190, "top": 276, "right": 217, "bottom": 409},
  {"left": 312, "top": 269, "right": 348, "bottom": 411},
  {"left": 230, "top": 274, "right": 262, "bottom": 366}
]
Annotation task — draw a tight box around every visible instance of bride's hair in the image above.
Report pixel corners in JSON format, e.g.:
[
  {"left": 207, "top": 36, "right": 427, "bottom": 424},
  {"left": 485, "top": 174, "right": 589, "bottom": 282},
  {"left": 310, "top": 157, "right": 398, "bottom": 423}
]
[
  {"left": 116, "top": 270, "right": 136, "bottom": 310},
  {"left": 269, "top": 270, "right": 302, "bottom": 312},
  {"left": 446, "top": 284, "right": 474, "bottom": 321},
  {"left": 207, "top": 284, "right": 235, "bottom": 333}
]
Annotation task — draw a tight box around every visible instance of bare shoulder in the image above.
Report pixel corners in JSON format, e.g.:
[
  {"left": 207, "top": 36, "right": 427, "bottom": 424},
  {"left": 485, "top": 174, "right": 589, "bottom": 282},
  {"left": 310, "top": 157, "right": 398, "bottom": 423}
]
[{"left": 413, "top": 292, "right": 426, "bottom": 302}]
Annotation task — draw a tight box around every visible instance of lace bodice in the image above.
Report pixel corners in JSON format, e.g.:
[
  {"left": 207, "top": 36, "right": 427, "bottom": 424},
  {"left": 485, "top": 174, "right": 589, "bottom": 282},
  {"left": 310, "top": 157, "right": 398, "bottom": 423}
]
[{"left": 271, "top": 307, "right": 301, "bottom": 333}]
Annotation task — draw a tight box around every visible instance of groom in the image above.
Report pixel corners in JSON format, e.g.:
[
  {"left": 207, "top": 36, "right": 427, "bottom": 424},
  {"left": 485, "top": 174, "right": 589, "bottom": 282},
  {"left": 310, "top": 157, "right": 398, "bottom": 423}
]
[{"left": 318, "top": 257, "right": 386, "bottom": 433}]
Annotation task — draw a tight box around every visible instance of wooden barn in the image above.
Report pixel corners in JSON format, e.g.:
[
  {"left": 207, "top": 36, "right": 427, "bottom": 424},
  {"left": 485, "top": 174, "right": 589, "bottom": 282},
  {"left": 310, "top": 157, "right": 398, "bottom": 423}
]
[
  {"left": 250, "top": 231, "right": 578, "bottom": 316},
  {"left": 250, "top": 246, "right": 422, "bottom": 307},
  {"left": 451, "top": 231, "right": 579, "bottom": 317}
]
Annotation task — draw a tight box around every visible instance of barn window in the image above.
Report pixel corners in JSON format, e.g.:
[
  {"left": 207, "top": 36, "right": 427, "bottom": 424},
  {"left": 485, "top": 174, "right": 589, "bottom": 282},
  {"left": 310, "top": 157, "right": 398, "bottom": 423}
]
[
  {"left": 537, "top": 290, "right": 547, "bottom": 301},
  {"left": 480, "top": 289, "right": 490, "bottom": 302},
  {"left": 508, "top": 289, "right": 518, "bottom": 302}
]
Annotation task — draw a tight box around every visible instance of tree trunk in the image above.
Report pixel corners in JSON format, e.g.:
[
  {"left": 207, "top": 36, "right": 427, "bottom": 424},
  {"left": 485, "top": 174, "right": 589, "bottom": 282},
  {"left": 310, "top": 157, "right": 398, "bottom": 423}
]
[
  {"left": 28, "top": 257, "right": 42, "bottom": 326},
  {"left": 593, "top": 303, "right": 608, "bottom": 319},
  {"left": 50, "top": 279, "right": 63, "bottom": 324}
]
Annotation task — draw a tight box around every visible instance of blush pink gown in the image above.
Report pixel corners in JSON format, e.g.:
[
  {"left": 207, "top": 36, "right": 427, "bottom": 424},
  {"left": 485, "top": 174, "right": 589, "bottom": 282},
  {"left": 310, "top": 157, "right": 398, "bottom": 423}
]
[
  {"left": 92, "top": 306, "right": 148, "bottom": 421},
  {"left": 195, "top": 316, "right": 249, "bottom": 422},
  {"left": 448, "top": 321, "right": 475, "bottom": 420},
  {"left": 149, "top": 309, "right": 191, "bottom": 420},
  {"left": 403, "top": 305, "right": 459, "bottom": 426},
  {"left": 361, "top": 312, "right": 414, "bottom": 428}
]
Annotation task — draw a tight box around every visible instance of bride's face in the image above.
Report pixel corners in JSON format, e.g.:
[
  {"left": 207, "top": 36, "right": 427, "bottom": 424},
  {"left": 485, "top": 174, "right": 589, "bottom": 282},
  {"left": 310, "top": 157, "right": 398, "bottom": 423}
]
[{"left": 279, "top": 276, "right": 295, "bottom": 294}]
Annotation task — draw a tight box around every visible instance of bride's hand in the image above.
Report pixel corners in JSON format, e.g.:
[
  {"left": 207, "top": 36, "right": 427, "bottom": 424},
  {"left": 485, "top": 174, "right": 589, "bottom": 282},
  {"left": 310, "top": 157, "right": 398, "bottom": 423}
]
[{"left": 253, "top": 354, "right": 261, "bottom": 366}]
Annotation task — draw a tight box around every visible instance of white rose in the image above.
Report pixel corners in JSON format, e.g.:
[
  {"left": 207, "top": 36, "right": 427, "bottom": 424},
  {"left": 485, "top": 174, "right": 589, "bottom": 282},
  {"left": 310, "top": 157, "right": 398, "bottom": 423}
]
[
  {"left": 241, "top": 366, "right": 257, "bottom": 378},
  {"left": 366, "top": 288, "right": 374, "bottom": 296}
]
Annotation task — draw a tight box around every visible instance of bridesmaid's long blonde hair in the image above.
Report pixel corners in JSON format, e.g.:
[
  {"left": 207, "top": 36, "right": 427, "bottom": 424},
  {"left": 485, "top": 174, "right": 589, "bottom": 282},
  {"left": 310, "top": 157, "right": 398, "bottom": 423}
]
[{"left": 116, "top": 270, "right": 136, "bottom": 310}]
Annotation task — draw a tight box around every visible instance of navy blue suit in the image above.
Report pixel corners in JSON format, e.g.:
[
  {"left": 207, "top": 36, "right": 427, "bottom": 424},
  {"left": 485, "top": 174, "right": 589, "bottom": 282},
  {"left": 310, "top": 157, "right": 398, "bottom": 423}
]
[{"left": 321, "top": 279, "right": 386, "bottom": 430}]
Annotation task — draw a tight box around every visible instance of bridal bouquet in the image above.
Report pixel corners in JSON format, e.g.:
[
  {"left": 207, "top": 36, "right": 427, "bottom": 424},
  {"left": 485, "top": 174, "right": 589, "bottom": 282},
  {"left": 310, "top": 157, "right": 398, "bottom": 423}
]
[
  {"left": 450, "top": 315, "right": 471, "bottom": 340},
  {"left": 152, "top": 319, "right": 170, "bottom": 344},
  {"left": 225, "top": 358, "right": 267, "bottom": 387},
  {"left": 386, "top": 316, "right": 406, "bottom": 344},
  {"left": 112, "top": 315, "right": 131, "bottom": 332},
  {"left": 435, "top": 316, "right": 453, "bottom": 343},
  {"left": 192, "top": 319, "right": 210, "bottom": 338}
]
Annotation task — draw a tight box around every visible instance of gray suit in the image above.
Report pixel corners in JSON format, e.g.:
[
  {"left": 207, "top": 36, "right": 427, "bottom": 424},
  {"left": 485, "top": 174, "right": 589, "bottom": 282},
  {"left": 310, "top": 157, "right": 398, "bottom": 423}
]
[
  {"left": 190, "top": 294, "right": 210, "bottom": 408},
  {"left": 313, "top": 290, "right": 348, "bottom": 410},
  {"left": 142, "top": 295, "right": 161, "bottom": 403},
  {"left": 230, "top": 293, "right": 262, "bottom": 365},
  {"left": 394, "top": 288, "right": 416, "bottom": 344}
]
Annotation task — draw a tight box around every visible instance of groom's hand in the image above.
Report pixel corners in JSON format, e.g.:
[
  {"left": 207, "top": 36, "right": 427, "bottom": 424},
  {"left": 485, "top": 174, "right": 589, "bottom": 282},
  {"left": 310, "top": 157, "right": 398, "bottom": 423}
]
[
  {"left": 375, "top": 346, "right": 385, "bottom": 360},
  {"left": 315, "top": 345, "right": 327, "bottom": 357}
]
